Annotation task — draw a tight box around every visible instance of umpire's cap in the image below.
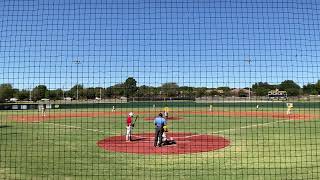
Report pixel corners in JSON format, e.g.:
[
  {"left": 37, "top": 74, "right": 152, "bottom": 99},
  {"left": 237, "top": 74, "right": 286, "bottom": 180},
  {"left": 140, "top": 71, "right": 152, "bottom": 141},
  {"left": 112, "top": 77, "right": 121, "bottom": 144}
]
[{"left": 158, "top": 113, "right": 163, "bottom": 117}]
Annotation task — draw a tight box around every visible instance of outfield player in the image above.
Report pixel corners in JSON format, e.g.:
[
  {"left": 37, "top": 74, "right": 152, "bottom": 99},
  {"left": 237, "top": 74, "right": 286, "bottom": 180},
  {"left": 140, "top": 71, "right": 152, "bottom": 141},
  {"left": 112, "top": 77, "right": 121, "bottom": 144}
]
[
  {"left": 125, "top": 112, "right": 134, "bottom": 142},
  {"left": 153, "top": 113, "right": 167, "bottom": 147},
  {"left": 287, "top": 103, "right": 293, "bottom": 115},
  {"left": 41, "top": 104, "right": 46, "bottom": 117}
]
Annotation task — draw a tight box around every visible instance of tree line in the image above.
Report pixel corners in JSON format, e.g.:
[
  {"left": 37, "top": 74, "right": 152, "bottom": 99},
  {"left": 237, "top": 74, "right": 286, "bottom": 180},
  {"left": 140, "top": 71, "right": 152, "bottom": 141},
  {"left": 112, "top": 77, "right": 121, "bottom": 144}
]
[{"left": 0, "top": 77, "right": 319, "bottom": 102}]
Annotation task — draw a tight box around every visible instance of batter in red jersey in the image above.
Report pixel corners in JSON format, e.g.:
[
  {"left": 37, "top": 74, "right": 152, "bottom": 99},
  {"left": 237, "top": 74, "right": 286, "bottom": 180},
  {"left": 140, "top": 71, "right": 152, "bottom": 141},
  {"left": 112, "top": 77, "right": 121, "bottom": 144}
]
[{"left": 126, "top": 112, "right": 134, "bottom": 141}]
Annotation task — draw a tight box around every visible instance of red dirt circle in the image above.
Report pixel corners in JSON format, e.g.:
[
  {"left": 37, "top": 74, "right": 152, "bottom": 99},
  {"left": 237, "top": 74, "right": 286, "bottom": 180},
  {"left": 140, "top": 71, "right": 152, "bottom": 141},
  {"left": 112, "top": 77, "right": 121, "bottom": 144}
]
[
  {"left": 143, "top": 117, "right": 183, "bottom": 121},
  {"left": 97, "top": 132, "right": 230, "bottom": 155}
]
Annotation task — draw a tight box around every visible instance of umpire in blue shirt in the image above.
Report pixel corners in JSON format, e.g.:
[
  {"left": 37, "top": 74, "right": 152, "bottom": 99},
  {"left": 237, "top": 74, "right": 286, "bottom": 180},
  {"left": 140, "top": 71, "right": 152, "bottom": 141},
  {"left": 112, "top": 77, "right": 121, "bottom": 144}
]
[{"left": 154, "top": 113, "right": 167, "bottom": 147}]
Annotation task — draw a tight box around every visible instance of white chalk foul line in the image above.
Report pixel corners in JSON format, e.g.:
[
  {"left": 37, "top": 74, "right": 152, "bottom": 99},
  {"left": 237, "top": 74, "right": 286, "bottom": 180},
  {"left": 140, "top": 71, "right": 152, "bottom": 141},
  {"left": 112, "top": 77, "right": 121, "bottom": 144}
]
[{"left": 185, "top": 118, "right": 293, "bottom": 138}]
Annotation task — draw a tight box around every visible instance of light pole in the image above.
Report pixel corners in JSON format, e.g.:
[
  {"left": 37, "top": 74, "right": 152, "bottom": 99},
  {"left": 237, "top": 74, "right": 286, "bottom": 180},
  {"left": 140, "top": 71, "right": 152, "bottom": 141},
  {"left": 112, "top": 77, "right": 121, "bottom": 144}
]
[
  {"left": 29, "top": 87, "right": 32, "bottom": 101},
  {"left": 62, "top": 75, "right": 67, "bottom": 100},
  {"left": 245, "top": 57, "right": 252, "bottom": 100},
  {"left": 73, "top": 59, "right": 81, "bottom": 100}
]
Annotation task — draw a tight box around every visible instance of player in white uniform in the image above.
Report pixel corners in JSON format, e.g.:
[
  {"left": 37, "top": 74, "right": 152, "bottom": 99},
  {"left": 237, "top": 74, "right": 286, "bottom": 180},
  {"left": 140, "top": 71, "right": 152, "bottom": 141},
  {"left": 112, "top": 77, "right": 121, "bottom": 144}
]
[{"left": 41, "top": 104, "right": 46, "bottom": 117}]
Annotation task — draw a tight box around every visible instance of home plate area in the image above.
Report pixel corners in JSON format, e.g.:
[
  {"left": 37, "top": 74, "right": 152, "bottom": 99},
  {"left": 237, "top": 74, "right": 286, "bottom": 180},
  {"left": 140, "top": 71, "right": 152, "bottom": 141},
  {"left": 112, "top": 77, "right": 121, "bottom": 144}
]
[{"left": 97, "top": 132, "right": 230, "bottom": 155}]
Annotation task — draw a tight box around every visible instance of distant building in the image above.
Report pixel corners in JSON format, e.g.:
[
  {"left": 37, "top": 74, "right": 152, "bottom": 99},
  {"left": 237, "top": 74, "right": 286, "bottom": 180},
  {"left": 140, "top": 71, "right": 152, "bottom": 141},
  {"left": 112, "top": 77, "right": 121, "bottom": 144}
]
[
  {"left": 216, "top": 89, "right": 224, "bottom": 94},
  {"left": 268, "top": 89, "right": 287, "bottom": 100},
  {"left": 9, "top": 98, "right": 18, "bottom": 102},
  {"left": 64, "top": 97, "right": 73, "bottom": 101}
]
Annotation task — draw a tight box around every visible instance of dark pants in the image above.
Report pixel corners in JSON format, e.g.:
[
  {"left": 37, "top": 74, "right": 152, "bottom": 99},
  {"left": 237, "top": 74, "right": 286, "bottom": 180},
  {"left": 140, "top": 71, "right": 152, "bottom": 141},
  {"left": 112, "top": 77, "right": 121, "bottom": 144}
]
[{"left": 154, "top": 126, "right": 163, "bottom": 147}]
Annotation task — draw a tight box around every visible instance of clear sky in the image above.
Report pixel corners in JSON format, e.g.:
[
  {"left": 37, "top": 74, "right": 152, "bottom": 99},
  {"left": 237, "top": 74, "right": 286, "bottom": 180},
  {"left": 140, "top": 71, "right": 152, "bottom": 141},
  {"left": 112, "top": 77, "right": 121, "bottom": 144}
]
[{"left": 0, "top": 0, "right": 320, "bottom": 90}]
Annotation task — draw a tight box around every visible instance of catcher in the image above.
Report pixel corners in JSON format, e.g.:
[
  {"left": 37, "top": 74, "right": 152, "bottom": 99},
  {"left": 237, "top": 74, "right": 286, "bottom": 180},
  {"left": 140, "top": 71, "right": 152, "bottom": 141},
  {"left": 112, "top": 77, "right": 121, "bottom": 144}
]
[{"left": 161, "top": 125, "right": 176, "bottom": 146}]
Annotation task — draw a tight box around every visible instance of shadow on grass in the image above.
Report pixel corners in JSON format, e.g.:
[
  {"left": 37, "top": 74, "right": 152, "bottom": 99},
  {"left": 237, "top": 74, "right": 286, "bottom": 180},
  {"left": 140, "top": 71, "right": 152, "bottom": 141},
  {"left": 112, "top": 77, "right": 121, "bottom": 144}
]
[{"left": 0, "top": 125, "right": 11, "bottom": 128}]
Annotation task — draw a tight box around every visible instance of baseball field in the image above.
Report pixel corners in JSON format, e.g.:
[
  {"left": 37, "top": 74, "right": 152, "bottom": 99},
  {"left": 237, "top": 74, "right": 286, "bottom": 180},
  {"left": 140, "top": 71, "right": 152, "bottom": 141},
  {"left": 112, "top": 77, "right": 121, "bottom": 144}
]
[{"left": 0, "top": 102, "right": 319, "bottom": 179}]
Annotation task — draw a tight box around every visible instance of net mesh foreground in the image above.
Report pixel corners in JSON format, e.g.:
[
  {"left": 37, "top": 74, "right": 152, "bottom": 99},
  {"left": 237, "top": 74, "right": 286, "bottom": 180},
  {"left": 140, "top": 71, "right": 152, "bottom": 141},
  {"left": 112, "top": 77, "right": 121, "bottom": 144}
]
[{"left": 0, "top": 0, "right": 320, "bottom": 179}]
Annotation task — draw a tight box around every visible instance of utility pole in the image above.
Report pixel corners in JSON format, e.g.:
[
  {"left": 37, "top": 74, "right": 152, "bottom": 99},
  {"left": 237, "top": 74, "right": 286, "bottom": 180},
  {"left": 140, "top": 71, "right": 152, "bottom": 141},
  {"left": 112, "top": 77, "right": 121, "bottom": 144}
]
[
  {"left": 29, "top": 88, "right": 32, "bottom": 101},
  {"left": 62, "top": 87, "right": 65, "bottom": 99},
  {"left": 245, "top": 57, "right": 252, "bottom": 100},
  {"left": 73, "top": 59, "right": 81, "bottom": 100}
]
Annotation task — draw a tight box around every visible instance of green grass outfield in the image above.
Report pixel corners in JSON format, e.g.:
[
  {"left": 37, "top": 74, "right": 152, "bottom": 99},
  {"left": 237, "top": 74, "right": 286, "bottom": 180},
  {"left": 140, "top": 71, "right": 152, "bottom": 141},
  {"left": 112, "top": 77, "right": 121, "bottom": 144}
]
[{"left": 0, "top": 106, "right": 320, "bottom": 179}]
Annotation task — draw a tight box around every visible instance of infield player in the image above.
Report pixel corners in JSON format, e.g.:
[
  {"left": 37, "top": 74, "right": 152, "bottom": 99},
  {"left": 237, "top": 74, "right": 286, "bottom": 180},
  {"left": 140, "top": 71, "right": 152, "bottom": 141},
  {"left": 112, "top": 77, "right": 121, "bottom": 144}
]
[
  {"left": 125, "top": 112, "right": 134, "bottom": 142},
  {"left": 164, "top": 111, "right": 169, "bottom": 119},
  {"left": 163, "top": 107, "right": 169, "bottom": 119},
  {"left": 286, "top": 103, "right": 293, "bottom": 115}
]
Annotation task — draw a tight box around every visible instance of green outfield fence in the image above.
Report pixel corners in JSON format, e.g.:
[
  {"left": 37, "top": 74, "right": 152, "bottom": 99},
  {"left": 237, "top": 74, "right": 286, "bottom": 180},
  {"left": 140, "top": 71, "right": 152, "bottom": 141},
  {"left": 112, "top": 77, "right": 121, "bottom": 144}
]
[{"left": 1, "top": 101, "right": 320, "bottom": 110}]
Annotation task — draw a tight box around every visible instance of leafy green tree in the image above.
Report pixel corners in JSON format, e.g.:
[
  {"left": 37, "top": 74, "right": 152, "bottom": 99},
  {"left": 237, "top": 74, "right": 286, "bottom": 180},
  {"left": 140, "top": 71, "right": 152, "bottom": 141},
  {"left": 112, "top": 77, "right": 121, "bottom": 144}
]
[
  {"left": 123, "top": 77, "right": 138, "bottom": 98},
  {"left": 55, "top": 89, "right": 64, "bottom": 100},
  {"left": 12, "top": 88, "right": 19, "bottom": 98},
  {"left": 279, "top": 80, "right": 301, "bottom": 96},
  {"left": 68, "top": 84, "right": 84, "bottom": 99},
  {"left": 195, "top": 87, "right": 207, "bottom": 98},
  {"left": 103, "top": 87, "right": 112, "bottom": 98},
  {"left": 136, "top": 85, "right": 153, "bottom": 97},
  {"left": 85, "top": 87, "right": 97, "bottom": 99},
  {"left": 111, "top": 83, "right": 125, "bottom": 97},
  {"left": 47, "top": 89, "right": 63, "bottom": 100},
  {"left": 151, "top": 87, "right": 161, "bottom": 96},
  {"left": 15, "top": 89, "right": 30, "bottom": 101},
  {"left": 0, "top": 84, "right": 14, "bottom": 102},
  {"left": 94, "top": 87, "right": 103, "bottom": 99},
  {"left": 238, "top": 89, "right": 248, "bottom": 97},
  {"left": 208, "top": 89, "right": 220, "bottom": 96},
  {"left": 315, "top": 80, "right": 320, "bottom": 94},
  {"left": 217, "top": 87, "right": 231, "bottom": 96},
  {"left": 179, "top": 86, "right": 195, "bottom": 98},
  {"left": 32, "top": 85, "right": 48, "bottom": 101},
  {"left": 161, "top": 82, "right": 179, "bottom": 97},
  {"left": 303, "top": 83, "right": 318, "bottom": 95},
  {"left": 252, "top": 82, "right": 275, "bottom": 96},
  {"left": 254, "top": 87, "right": 269, "bottom": 96}
]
